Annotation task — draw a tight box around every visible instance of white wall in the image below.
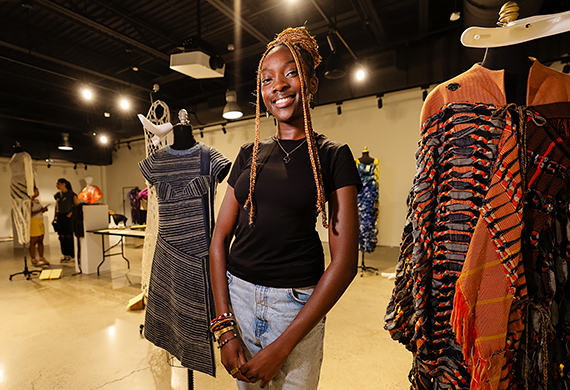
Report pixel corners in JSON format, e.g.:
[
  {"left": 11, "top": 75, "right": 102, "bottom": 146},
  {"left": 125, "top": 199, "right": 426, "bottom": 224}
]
[
  {"left": 105, "top": 87, "right": 424, "bottom": 247},
  {"left": 0, "top": 158, "right": 106, "bottom": 238}
]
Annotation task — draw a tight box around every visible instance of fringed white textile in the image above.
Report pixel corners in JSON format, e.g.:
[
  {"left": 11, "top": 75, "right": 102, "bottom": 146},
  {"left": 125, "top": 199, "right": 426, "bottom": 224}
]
[
  {"left": 141, "top": 100, "right": 172, "bottom": 296},
  {"left": 10, "top": 151, "right": 34, "bottom": 245}
]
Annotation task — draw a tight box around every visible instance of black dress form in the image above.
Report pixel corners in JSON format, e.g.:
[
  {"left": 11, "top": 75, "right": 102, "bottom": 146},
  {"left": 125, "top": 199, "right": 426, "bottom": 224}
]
[
  {"left": 480, "top": 42, "right": 532, "bottom": 105},
  {"left": 171, "top": 124, "right": 196, "bottom": 150},
  {"left": 359, "top": 150, "right": 374, "bottom": 165}
]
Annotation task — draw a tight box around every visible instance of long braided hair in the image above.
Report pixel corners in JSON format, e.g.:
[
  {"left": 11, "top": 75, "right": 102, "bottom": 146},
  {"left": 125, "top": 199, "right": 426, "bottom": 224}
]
[{"left": 243, "top": 27, "right": 328, "bottom": 228}]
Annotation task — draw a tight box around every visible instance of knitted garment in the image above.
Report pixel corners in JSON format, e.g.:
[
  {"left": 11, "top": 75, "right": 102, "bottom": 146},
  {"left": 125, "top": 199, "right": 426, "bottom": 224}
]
[
  {"left": 384, "top": 59, "right": 570, "bottom": 390},
  {"left": 356, "top": 159, "right": 379, "bottom": 253},
  {"left": 139, "top": 144, "right": 231, "bottom": 376}
]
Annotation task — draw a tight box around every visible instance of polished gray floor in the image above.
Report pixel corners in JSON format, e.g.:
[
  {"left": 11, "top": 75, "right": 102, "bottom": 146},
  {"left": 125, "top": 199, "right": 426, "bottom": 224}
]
[{"left": 1, "top": 234, "right": 411, "bottom": 389}]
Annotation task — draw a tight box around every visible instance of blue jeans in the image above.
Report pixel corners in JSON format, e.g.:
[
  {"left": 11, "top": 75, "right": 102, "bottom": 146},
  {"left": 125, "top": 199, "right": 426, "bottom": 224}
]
[{"left": 227, "top": 272, "right": 325, "bottom": 390}]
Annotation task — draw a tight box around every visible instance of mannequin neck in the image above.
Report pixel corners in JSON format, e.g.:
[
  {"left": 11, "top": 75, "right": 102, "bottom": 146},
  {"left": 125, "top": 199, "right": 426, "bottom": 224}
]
[
  {"left": 359, "top": 151, "right": 374, "bottom": 165},
  {"left": 481, "top": 43, "right": 532, "bottom": 105},
  {"left": 171, "top": 124, "right": 197, "bottom": 150}
]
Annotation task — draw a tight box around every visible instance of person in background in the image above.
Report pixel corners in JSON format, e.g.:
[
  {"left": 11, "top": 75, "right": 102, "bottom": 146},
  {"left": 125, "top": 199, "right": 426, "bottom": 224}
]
[
  {"left": 30, "top": 186, "right": 49, "bottom": 267},
  {"left": 210, "top": 27, "right": 361, "bottom": 389},
  {"left": 53, "top": 178, "right": 78, "bottom": 263}
]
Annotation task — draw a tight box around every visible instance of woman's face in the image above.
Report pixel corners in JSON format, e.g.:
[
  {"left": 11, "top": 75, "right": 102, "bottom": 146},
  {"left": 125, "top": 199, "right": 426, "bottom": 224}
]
[
  {"left": 56, "top": 182, "right": 64, "bottom": 191},
  {"left": 260, "top": 46, "right": 316, "bottom": 129}
]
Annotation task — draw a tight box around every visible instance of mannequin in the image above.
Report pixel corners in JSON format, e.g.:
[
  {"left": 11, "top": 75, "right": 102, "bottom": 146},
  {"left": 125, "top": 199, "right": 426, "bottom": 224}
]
[
  {"left": 171, "top": 109, "right": 196, "bottom": 150},
  {"left": 385, "top": 3, "right": 570, "bottom": 390},
  {"left": 480, "top": 43, "right": 532, "bottom": 105},
  {"left": 355, "top": 147, "right": 379, "bottom": 276},
  {"left": 138, "top": 111, "right": 231, "bottom": 377},
  {"left": 358, "top": 147, "right": 374, "bottom": 165}
]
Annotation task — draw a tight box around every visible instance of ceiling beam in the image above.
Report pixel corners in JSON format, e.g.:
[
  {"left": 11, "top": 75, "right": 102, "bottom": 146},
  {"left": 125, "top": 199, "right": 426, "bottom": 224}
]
[
  {"left": 352, "top": 0, "right": 389, "bottom": 47},
  {"left": 203, "top": 0, "right": 270, "bottom": 44},
  {"left": 32, "top": 0, "right": 169, "bottom": 61},
  {"left": 0, "top": 40, "right": 150, "bottom": 94},
  {"left": 419, "top": 0, "right": 429, "bottom": 34}
]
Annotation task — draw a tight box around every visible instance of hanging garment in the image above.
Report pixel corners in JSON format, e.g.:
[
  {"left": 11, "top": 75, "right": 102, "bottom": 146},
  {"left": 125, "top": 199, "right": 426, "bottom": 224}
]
[
  {"left": 356, "top": 158, "right": 379, "bottom": 253},
  {"left": 10, "top": 151, "right": 34, "bottom": 245},
  {"left": 139, "top": 143, "right": 230, "bottom": 376},
  {"left": 128, "top": 187, "right": 140, "bottom": 225},
  {"left": 384, "top": 59, "right": 570, "bottom": 390}
]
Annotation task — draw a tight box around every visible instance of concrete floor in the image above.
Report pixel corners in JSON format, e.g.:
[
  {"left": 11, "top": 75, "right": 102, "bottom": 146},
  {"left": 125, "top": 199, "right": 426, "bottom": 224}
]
[{"left": 1, "top": 233, "right": 412, "bottom": 390}]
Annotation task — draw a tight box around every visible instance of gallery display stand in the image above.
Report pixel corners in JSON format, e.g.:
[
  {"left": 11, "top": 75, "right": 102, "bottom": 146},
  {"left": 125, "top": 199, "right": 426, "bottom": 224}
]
[
  {"left": 358, "top": 251, "right": 378, "bottom": 276},
  {"left": 78, "top": 204, "right": 109, "bottom": 275},
  {"left": 9, "top": 242, "right": 41, "bottom": 280}
]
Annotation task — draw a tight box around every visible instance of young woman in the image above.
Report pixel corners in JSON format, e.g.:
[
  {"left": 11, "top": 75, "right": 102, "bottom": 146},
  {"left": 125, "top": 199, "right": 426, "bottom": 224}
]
[
  {"left": 210, "top": 27, "right": 361, "bottom": 389},
  {"left": 30, "top": 186, "right": 49, "bottom": 267},
  {"left": 53, "top": 178, "right": 78, "bottom": 263}
]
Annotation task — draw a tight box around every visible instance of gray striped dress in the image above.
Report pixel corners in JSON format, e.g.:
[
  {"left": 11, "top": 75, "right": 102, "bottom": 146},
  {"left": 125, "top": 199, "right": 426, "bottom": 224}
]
[{"left": 139, "top": 143, "right": 230, "bottom": 376}]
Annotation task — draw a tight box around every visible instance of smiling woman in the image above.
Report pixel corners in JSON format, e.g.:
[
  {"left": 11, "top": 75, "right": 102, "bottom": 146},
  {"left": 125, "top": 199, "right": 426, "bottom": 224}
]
[{"left": 209, "top": 27, "right": 363, "bottom": 390}]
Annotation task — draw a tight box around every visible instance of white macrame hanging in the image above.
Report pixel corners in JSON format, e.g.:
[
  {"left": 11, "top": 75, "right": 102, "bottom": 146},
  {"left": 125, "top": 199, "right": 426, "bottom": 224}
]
[
  {"left": 141, "top": 100, "right": 172, "bottom": 296},
  {"left": 10, "top": 151, "right": 34, "bottom": 245}
]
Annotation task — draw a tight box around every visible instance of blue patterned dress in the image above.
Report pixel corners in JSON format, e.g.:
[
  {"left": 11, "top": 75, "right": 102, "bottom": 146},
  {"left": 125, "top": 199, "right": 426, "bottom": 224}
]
[
  {"left": 356, "top": 159, "right": 379, "bottom": 253},
  {"left": 139, "top": 143, "right": 230, "bottom": 376}
]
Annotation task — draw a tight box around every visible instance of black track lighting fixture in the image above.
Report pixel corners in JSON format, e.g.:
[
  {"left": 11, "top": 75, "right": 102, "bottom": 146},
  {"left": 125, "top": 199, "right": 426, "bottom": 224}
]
[
  {"left": 127, "top": 142, "right": 131, "bottom": 150},
  {"left": 336, "top": 102, "right": 343, "bottom": 115},
  {"left": 422, "top": 89, "right": 428, "bottom": 101},
  {"left": 200, "top": 129, "right": 204, "bottom": 138},
  {"left": 324, "top": 31, "right": 346, "bottom": 80},
  {"left": 73, "top": 163, "right": 77, "bottom": 170},
  {"left": 377, "top": 95, "right": 383, "bottom": 109},
  {"left": 85, "top": 164, "right": 88, "bottom": 170},
  {"left": 222, "top": 125, "right": 227, "bottom": 134}
]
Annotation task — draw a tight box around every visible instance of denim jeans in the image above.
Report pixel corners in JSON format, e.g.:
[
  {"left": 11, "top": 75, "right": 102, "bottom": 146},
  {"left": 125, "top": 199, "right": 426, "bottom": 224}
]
[{"left": 227, "top": 272, "right": 325, "bottom": 390}]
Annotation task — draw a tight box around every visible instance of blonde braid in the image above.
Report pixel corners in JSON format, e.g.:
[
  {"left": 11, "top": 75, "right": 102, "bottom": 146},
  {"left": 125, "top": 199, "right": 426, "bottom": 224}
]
[{"left": 245, "top": 27, "right": 328, "bottom": 228}]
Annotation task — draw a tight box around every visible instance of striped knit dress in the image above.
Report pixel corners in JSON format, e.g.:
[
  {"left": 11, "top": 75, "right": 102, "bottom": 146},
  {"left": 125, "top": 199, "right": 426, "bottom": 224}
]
[
  {"left": 139, "top": 143, "right": 230, "bottom": 376},
  {"left": 384, "top": 59, "right": 570, "bottom": 390}
]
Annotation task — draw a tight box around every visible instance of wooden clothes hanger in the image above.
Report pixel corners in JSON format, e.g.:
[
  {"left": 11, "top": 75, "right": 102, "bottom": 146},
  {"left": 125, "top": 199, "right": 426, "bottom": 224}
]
[{"left": 462, "top": 2, "right": 570, "bottom": 48}]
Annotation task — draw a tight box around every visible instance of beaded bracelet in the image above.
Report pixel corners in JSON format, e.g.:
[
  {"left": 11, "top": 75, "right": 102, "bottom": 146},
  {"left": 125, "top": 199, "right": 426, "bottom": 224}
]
[
  {"left": 218, "top": 334, "right": 237, "bottom": 349},
  {"left": 214, "top": 326, "right": 234, "bottom": 341}
]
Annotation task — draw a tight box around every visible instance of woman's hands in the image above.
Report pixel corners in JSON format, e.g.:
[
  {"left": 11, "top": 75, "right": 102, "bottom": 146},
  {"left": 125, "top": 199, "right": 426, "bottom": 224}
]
[
  {"left": 220, "top": 336, "right": 250, "bottom": 383},
  {"left": 239, "top": 342, "right": 288, "bottom": 388}
]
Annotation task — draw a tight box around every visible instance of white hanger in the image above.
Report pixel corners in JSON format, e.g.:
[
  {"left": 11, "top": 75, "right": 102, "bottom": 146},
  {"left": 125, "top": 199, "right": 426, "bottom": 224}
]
[
  {"left": 462, "top": 10, "right": 570, "bottom": 48},
  {"left": 137, "top": 114, "right": 173, "bottom": 137}
]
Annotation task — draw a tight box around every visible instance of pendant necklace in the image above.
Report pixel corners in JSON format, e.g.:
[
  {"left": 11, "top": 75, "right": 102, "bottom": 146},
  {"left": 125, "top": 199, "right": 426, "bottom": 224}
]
[{"left": 273, "top": 136, "right": 307, "bottom": 164}]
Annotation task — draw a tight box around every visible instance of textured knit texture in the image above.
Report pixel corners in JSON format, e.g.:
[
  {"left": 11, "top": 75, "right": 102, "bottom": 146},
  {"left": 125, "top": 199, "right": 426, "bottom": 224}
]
[
  {"left": 356, "top": 158, "right": 379, "bottom": 253},
  {"left": 384, "top": 59, "right": 570, "bottom": 390},
  {"left": 138, "top": 143, "right": 230, "bottom": 376}
]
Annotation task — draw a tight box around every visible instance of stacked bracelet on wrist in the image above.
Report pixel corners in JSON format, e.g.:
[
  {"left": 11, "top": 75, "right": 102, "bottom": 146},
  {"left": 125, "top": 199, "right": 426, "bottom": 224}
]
[{"left": 210, "top": 313, "right": 238, "bottom": 348}]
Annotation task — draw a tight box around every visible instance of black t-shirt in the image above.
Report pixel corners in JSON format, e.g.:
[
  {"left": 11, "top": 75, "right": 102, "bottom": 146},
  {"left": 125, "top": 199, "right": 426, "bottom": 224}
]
[
  {"left": 54, "top": 190, "right": 76, "bottom": 215},
  {"left": 227, "top": 134, "right": 362, "bottom": 288}
]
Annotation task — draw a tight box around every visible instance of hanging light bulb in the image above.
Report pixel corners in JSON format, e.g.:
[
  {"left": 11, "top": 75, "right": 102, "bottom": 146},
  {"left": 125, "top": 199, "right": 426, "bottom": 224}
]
[{"left": 58, "top": 133, "right": 73, "bottom": 151}]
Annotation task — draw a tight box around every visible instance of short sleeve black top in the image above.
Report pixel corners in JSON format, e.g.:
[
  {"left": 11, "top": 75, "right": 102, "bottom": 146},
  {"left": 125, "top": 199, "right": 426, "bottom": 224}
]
[
  {"left": 54, "top": 190, "right": 77, "bottom": 215},
  {"left": 227, "top": 134, "right": 362, "bottom": 288}
]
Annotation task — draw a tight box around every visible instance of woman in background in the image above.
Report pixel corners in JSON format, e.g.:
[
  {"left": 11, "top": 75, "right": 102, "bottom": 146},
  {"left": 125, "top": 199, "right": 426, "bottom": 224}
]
[
  {"left": 53, "top": 178, "right": 78, "bottom": 263},
  {"left": 30, "top": 186, "right": 49, "bottom": 267}
]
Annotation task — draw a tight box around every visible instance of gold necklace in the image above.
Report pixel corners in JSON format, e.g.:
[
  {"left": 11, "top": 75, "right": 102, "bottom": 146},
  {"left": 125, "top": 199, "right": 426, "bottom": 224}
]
[{"left": 273, "top": 136, "right": 307, "bottom": 164}]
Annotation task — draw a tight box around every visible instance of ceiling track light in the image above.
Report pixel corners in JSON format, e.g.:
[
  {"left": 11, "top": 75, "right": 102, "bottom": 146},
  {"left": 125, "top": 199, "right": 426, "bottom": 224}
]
[
  {"left": 336, "top": 102, "right": 343, "bottom": 115},
  {"left": 222, "top": 125, "right": 227, "bottom": 134},
  {"left": 73, "top": 163, "right": 77, "bottom": 170},
  {"left": 222, "top": 90, "right": 243, "bottom": 120},
  {"left": 377, "top": 95, "right": 383, "bottom": 109},
  {"left": 324, "top": 31, "right": 346, "bottom": 80},
  {"left": 422, "top": 89, "right": 428, "bottom": 101},
  {"left": 200, "top": 129, "right": 204, "bottom": 138}
]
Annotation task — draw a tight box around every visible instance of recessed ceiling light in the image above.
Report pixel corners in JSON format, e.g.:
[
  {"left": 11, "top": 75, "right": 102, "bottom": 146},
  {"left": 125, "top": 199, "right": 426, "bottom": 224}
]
[
  {"left": 120, "top": 99, "right": 129, "bottom": 109},
  {"left": 100, "top": 135, "right": 108, "bottom": 144},
  {"left": 104, "top": 112, "right": 111, "bottom": 117},
  {"left": 356, "top": 69, "right": 366, "bottom": 80}
]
